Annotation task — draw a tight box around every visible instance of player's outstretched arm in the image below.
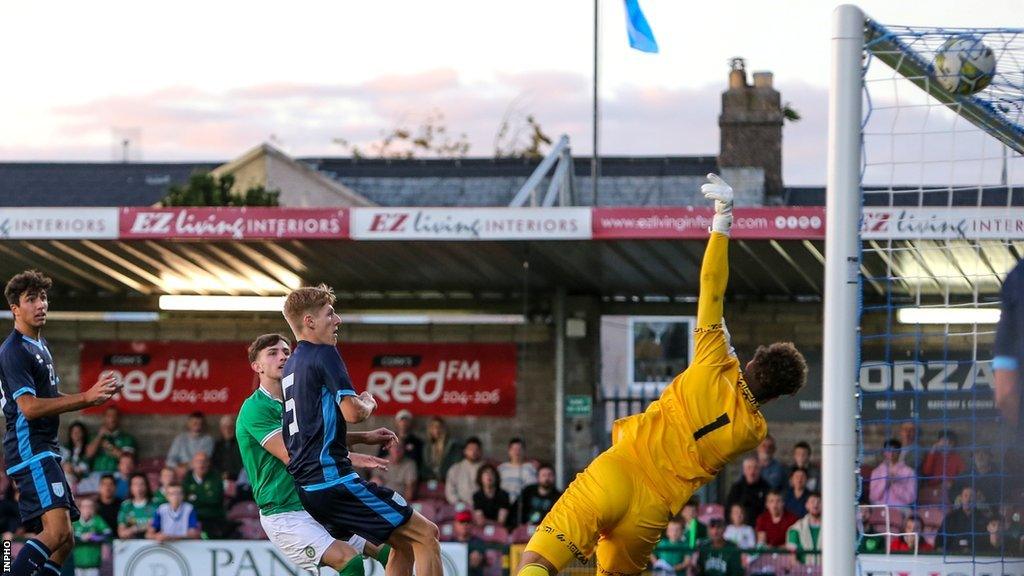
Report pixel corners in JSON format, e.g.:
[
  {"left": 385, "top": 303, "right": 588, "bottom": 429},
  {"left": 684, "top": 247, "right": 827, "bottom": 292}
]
[
  {"left": 16, "top": 372, "right": 119, "bottom": 420},
  {"left": 696, "top": 173, "right": 733, "bottom": 329}
]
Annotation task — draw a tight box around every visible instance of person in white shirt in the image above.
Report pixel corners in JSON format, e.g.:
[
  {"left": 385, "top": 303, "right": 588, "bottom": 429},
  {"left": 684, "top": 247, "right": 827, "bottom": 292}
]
[
  {"left": 723, "top": 503, "right": 756, "bottom": 550},
  {"left": 497, "top": 438, "right": 537, "bottom": 501},
  {"left": 445, "top": 437, "right": 484, "bottom": 507},
  {"left": 146, "top": 484, "right": 200, "bottom": 541}
]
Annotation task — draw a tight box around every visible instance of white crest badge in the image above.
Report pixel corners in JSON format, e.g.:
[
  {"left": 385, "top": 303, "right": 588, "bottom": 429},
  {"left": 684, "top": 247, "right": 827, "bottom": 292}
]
[{"left": 51, "top": 482, "right": 64, "bottom": 498}]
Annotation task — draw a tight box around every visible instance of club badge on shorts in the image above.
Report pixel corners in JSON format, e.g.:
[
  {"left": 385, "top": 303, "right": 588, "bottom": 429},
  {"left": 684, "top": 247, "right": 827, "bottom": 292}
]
[{"left": 52, "top": 482, "right": 65, "bottom": 498}]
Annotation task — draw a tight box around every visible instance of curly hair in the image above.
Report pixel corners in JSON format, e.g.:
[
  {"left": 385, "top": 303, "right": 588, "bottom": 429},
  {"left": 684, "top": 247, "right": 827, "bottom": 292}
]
[
  {"left": 5, "top": 270, "right": 52, "bottom": 307},
  {"left": 745, "top": 342, "right": 807, "bottom": 402}
]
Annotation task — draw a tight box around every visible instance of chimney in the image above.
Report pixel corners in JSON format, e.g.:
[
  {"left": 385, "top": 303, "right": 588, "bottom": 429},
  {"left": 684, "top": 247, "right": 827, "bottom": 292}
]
[{"left": 719, "top": 58, "right": 784, "bottom": 197}]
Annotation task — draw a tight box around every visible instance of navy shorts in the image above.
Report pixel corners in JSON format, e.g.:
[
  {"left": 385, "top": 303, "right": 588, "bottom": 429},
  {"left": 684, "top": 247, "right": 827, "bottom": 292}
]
[
  {"left": 9, "top": 455, "right": 78, "bottom": 532},
  {"left": 298, "top": 472, "right": 413, "bottom": 545}
]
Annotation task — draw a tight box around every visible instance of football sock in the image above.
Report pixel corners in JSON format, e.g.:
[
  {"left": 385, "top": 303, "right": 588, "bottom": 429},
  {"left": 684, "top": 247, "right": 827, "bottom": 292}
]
[
  {"left": 12, "top": 538, "right": 51, "bottom": 576},
  {"left": 337, "top": 554, "right": 365, "bottom": 576},
  {"left": 375, "top": 544, "right": 392, "bottom": 567}
]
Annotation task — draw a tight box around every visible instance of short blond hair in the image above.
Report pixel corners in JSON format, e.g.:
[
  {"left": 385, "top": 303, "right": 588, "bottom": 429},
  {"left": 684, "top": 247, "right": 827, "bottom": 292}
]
[{"left": 283, "top": 284, "right": 336, "bottom": 332}]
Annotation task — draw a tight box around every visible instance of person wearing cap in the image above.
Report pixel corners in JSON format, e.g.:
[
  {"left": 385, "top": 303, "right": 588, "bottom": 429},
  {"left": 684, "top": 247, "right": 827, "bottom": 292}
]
[
  {"left": 447, "top": 510, "right": 488, "bottom": 576},
  {"left": 692, "top": 518, "right": 743, "bottom": 576},
  {"left": 380, "top": 410, "right": 424, "bottom": 471}
]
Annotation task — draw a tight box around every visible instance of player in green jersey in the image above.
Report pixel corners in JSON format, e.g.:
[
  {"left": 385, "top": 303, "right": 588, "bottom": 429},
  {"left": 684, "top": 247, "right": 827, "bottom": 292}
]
[{"left": 237, "top": 333, "right": 396, "bottom": 575}]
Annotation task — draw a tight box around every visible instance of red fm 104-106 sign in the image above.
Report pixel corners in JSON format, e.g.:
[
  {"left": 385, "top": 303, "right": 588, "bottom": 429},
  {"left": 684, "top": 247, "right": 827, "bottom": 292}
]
[{"left": 79, "top": 341, "right": 516, "bottom": 416}]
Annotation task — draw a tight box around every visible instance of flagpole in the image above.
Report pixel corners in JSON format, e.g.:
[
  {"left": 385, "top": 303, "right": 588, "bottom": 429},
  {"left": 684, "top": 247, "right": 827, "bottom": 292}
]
[{"left": 591, "top": 0, "right": 600, "bottom": 207}]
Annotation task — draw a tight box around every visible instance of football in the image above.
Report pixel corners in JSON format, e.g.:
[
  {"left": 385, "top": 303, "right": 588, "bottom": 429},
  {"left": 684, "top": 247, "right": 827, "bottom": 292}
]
[{"left": 931, "top": 35, "right": 997, "bottom": 95}]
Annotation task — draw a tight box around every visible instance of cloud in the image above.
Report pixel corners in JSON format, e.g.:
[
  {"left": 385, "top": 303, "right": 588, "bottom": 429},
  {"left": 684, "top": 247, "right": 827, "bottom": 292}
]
[{"left": 12, "top": 69, "right": 836, "bottom": 185}]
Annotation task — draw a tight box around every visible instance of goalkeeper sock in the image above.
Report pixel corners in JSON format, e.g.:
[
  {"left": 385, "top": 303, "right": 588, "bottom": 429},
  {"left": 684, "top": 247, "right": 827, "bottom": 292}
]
[
  {"left": 337, "top": 555, "right": 365, "bottom": 576},
  {"left": 374, "top": 544, "right": 392, "bottom": 567},
  {"left": 518, "top": 563, "right": 552, "bottom": 576}
]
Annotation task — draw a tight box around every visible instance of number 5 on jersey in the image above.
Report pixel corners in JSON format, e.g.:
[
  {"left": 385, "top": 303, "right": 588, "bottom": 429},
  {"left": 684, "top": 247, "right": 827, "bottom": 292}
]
[{"left": 282, "top": 374, "right": 299, "bottom": 435}]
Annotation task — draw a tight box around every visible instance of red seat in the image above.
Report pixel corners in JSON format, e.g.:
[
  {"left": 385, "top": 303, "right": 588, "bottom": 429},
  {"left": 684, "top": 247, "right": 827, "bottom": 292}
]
[
  {"left": 699, "top": 503, "right": 724, "bottom": 520},
  {"left": 919, "top": 486, "right": 948, "bottom": 506},
  {"left": 433, "top": 502, "right": 457, "bottom": 523},
  {"left": 438, "top": 521, "right": 458, "bottom": 542},
  {"left": 509, "top": 524, "right": 537, "bottom": 544},
  {"left": 137, "top": 457, "right": 166, "bottom": 474},
  {"left": 227, "top": 501, "right": 260, "bottom": 521},
  {"left": 238, "top": 517, "right": 267, "bottom": 539},
  {"left": 867, "top": 507, "right": 905, "bottom": 533},
  {"left": 919, "top": 506, "right": 947, "bottom": 530},
  {"left": 477, "top": 522, "right": 509, "bottom": 544},
  {"left": 415, "top": 480, "right": 445, "bottom": 500}
]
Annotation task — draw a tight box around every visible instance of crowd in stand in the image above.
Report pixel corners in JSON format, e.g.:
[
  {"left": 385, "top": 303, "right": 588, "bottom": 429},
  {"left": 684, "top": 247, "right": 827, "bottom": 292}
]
[
  {"left": 0, "top": 407, "right": 565, "bottom": 575},
  {"left": 3, "top": 407, "right": 1021, "bottom": 574},
  {"left": 651, "top": 429, "right": 1024, "bottom": 575}
]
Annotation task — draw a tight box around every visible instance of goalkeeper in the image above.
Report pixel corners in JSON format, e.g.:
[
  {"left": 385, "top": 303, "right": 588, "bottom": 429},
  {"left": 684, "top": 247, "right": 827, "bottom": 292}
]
[{"left": 515, "top": 174, "right": 808, "bottom": 576}]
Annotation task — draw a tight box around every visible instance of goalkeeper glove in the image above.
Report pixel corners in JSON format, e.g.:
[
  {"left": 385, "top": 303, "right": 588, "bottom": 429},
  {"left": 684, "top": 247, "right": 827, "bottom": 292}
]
[{"left": 701, "top": 173, "right": 734, "bottom": 236}]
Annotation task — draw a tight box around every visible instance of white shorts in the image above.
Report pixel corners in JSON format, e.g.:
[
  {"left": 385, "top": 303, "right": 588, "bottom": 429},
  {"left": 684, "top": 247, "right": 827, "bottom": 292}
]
[{"left": 260, "top": 509, "right": 367, "bottom": 573}]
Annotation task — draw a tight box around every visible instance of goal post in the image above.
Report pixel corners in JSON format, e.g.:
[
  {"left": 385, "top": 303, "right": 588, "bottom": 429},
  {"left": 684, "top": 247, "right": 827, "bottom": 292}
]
[
  {"left": 823, "top": 6, "right": 864, "bottom": 576},
  {"left": 826, "top": 5, "right": 1024, "bottom": 576}
]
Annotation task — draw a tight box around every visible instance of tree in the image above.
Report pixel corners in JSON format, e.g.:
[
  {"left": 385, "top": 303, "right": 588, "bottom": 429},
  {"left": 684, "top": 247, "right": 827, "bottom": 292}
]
[
  {"left": 334, "top": 110, "right": 471, "bottom": 159},
  {"left": 160, "top": 173, "right": 280, "bottom": 207},
  {"left": 493, "top": 98, "right": 553, "bottom": 159}
]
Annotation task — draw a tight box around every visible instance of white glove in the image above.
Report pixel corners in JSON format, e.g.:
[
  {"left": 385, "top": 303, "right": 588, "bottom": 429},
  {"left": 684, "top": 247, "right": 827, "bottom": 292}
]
[{"left": 701, "top": 173, "right": 734, "bottom": 236}]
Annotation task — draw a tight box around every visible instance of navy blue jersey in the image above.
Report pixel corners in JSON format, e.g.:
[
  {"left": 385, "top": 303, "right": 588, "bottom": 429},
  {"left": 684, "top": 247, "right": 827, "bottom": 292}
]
[
  {"left": 282, "top": 341, "right": 358, "bottom": 488},
  {"left": 0, "top": 330, "right": 61, "bottom": 470},
  {"left": 995, "top": 259, "right": 1024, "bottom": 426}
]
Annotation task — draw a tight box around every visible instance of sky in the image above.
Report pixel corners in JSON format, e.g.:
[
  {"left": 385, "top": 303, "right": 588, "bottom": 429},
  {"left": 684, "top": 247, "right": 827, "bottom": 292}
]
[{"left": 2, "top": 0, "right": 1021, "bottom": 184}]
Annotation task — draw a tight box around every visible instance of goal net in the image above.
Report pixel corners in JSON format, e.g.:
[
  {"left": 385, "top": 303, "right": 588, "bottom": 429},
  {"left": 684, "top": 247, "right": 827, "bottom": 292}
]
[{"left": 826, "top": 7, "right": 1024, "bottom": 576}]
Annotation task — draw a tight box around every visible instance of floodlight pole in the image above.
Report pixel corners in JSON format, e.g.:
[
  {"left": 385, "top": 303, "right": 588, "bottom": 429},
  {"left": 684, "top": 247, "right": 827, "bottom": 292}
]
[
  {"left": 823, "top": 5, "right": 862, "bottom": 576},
  {"left": 591, "top": 0, "right": 600, "bottom": 207}
]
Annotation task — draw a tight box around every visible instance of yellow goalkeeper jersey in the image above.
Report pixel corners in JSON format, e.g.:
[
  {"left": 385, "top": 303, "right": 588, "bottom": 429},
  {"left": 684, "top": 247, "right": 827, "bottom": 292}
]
[{"left": 611, "top": 232, "right": 767, "bottom": 513}]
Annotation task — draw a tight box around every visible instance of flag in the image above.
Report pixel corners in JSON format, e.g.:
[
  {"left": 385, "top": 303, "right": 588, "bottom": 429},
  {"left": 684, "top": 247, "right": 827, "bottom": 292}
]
[{"left": 624, "top": 0, "right": 659, "bottom": 53}]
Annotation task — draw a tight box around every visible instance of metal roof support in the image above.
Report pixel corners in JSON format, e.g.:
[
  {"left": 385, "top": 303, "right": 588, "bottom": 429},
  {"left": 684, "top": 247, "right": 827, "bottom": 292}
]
[
  {"left": 554, "top": 286, "right": 566, "bottom": 488},
  {"left": 509, "top": 135, "right": 574, "bottom": 207}
]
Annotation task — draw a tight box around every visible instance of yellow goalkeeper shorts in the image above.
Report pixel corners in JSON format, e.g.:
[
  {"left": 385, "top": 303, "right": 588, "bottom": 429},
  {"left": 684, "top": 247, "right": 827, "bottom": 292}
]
[{"left": 523, "top": 447, "right": 675, "bottom": 575}]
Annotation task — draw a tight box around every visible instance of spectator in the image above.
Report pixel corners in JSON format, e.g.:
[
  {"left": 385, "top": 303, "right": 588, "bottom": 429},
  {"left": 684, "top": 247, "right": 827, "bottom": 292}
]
[
  {"left": 152, "top": 466, "right": 176, "bottom": 506},
  {"left": 757, "top": 435, "right": 786, "bottom": 491},
  {"left": 784, "top": 467, "right": 810, "bottom": 518},
  {"left": 381, "top": 441, "right": 418, "bottom": 502},
  {"left": 921, "top": 429, "right": 966, "bottom": 491},
  {"left": 166, "top": 411, "right": 215, "bottom": 474},
  {"left": 211, "top": 415, "right": 243, "bottom": 482},
  {"left": 447, "top": 510, "right": 488, "bottom": 576},
  {"left": 724, "top": 504, "right": 756, "bottom": 550},
  {"left": 498, "top": 437, "right": 537, "bottom": 501},
  {"left": 857, "top": 506, "right": 886, "bottom": 554},
  {"left": 61, "top": 421, "right": 91, "bottom": 483},
  {"left": 978, "top": 517, "right": 1015, "bottom": 555},
  {"left": 114, "top": 453, "right": 136, "bottom": 500},
  {"left": 963, "top": 449, "right": 1002, "bottom": 512},
  {"left": 869, "top": 438, "right": 917, "bottom": 510},
  {"left": 791, "top": 441, "right": 820, "bottom": 493},
  {"left": 473, "top": 464, "right": 511, "bottom": 526},
  {"left": 147, "top": 484, "right": 201, "bottom": 541},
  {"left": 680, "top": 499, "right": 708, "bottom": 548},
  {"left": 86, "top": 407, "right": 138, "bottom": 474},
  {"left": 379, "top": 409, "right": 424, "bottom": 470},
  {"left": 890, "top": 515, "right": 934, "bottom": 553},
  {"left": 117, "top": 473, "right": 157, "bottom": 539},
  {"left": 755, "top": 490, "right": 797, "bottom": 547},
  {"left": 726, "top": 457, "right": 769, "bottom": 526},
  {"left": 96, "top": 474, "right": 122, "bottom": 533},
  {"left": 897, "top": 422, "right": 922, "bottom": 471},
  {"left": 183, "top": 451, "right": 230, "bottom": 538},
  {"left": 446, "top": 436, "right": 485, "bottom": 507},
  {"left": 939, "top": 486, "right": 989, "bottom": 554},
  {"left": 786, "top": 492, "right": 822, "bottom": 565},
  {"left": 423, "top": 416, "right": 461, "bottom": 482},
  {"left": 692, "top": 518, "right": 744, "bottom": 576},
  {"left": 510, "top": 464, "right": 562, "bottom": 527},
  {"left": 650, "top": 518, "right": 689, "bottom": 575},
  {"left": 72, "top": 498, "right": 112, "bottom": 576}
]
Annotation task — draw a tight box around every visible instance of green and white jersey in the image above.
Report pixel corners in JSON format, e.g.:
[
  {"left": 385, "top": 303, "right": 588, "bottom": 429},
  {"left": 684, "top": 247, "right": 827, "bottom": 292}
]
[{"left": 237, "top": 387, "right": 305, "bottom": 516}]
